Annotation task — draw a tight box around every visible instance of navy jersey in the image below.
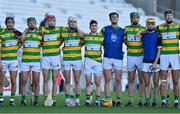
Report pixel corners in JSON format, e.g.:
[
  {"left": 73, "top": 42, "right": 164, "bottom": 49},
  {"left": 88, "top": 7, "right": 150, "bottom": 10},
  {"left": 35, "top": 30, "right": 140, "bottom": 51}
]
[
  {"left": 142, "top": 31, "right": 162, "bottom": 63},
  {"left": 101, "top": 26, "right": 124, "bottom": 60}
]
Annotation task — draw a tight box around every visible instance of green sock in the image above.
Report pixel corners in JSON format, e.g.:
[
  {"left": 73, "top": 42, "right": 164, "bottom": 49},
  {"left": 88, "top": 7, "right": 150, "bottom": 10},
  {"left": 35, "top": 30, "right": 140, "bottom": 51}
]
[
  {"left": 139, "top": 96, "right": 143, "bottom": 103},
  {"left": 76, "top": 94, "right": 80, "bottom": 99},
  {"left": 129, "top": 96, "right": 133, "bottom": 102},
  {"left": 86, "top": 95, "right": 90, "bottom": 100},
  {"left": 34, "top": 96, "right": 38, "bottom": 102},
  {"left": 116, "top": 96, "right": 121, "bottom": 102},
  {"left": 153, "top": 98, "right": 157, "bottom": 103},
  {"left": 174, "top": 96, "right": 179, "bottom": 100},
  {"left": 44, "top": 96, "right": 48, "bottom": 102},
  {"left": 146, "top": 98, "right": 150, "bottom": 103},
  {"left": 106, "top": 96, "right": 110, "bottom": 100},
  {"left": 22, "top": 96, "right": 26, "bottom": 101},
  {"left": 65, "top": 94, "right": 70, "bottom": 99},
  {"left": 11, "top": 93, "right": 15, "bottom": 99},
  {"left": 52, "top": 95, "right": 56, "bottom": 102},
  {"left": 161, "top": 96, "right": 166, "bottom": 100},
  {"left": 96, "top": 96, "right": 100, "bottom": 100},
  {"left": 0, "top": 93, "right": 3, "bottom": 99}
]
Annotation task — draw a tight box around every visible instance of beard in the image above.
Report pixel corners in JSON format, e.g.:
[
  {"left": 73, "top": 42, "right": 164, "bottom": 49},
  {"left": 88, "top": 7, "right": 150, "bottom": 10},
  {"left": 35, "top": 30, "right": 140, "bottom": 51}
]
[
  {"left": 111, "top": 21, "right": 118, "bottom": 25},
  {"left": 29, "top": 27, "right": 36, "bottom": 30},
  {"left": 132, "top": 22, "right": 138, "bottom": 25},
  {"left": 147, "top": 29, "right": 154, "bottom": 32},
  {"left": 166, "top": 20, "right": 173, "bottom": 24},
  {"left": 7, "top": 27, "right": 13, "bottom": 30}
]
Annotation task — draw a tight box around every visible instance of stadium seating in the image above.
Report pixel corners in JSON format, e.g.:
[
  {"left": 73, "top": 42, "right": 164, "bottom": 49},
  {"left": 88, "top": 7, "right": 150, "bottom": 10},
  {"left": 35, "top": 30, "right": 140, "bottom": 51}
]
[{"left": 0, "top": 0, "right": 165, "bottom": 95}]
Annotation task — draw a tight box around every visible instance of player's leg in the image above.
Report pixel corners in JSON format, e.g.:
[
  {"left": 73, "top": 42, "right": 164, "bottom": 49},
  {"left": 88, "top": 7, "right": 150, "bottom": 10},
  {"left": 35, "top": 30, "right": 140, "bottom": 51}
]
[
  {"left": 136, "top": 56, "right": 144, "bottom": 106},
  {"left": 113, "top": 59, "right": 123, "bottom": 106},
  {"left": 143, "top": 72, "right": 151, "bottom": 107},
  {"left": 21, "top": 71, "right": 29, "bottom": 106},
  {"left": 95, "top": 75, "right": 101, "bottom": 102},
  {"left": 171, "top": 70, "right": 179, "bottom": 108},
  {"left": 84, "top": 58, "right": 93, "bottom": 105},
  {"left": 160, "top": 55, "right": 169, "bottom": 108},
  {"left": 160, "top": 70, "right": 168, "bottom": 107},
  {"left": 114, "top": 70, "right": 122, "bottom": 106},
  {"left": 137, "top": 70, "right": 144, "bottom": 106},
  {"left": 103, "top": 57, "right": 112, "bottom": 99},
  {"left": 42, "top": 57, "right": 51, "bottom": 103},
  {"left": 9, "top": 60, "right": 18, "bottom": 106},
  {"left": 103, "top": 69, "right": 112, "bottom": 99},
  {"left": 42, "top": 69, "right": 50, "bottom": 103},
  {"left": 126, "top": 56, "right": 136, "bottom": 106},
  {"left": 63, "top": 61, "right": 71, "bottom": 105},
  {"left": 73, "top": 61, "right": 82, "bottom": 107},
  {"left": 51, "top": 69, "right": 59, "bottom": 106},
  {"left": 127, "top": 71, "right": 136, "bottom": 106},
  {"left": 0, "top": 63, "right": 3, "bottom": 106},
  {"left": 32, "top": 71, "right": 40, "bottom": 105},
  {"left": 152, "top": 71, "right": 159, "bottom": 107},
  {"left": 31, "top": 63, "right": 41, "bottom": 105},
  {"left": 51, "top": 56, "right": 60, "bottom": 106},
  {"left": 170, "top": 54, "right": 180, "bottom": 109},
  {"left": 94, "top": 61, "right": 102, "bottom": 106}
]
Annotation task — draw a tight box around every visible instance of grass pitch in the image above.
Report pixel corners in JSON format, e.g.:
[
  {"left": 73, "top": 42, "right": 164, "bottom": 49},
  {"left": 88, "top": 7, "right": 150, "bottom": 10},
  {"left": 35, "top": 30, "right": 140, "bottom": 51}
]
[{"left": 0, "top": 91, "right": 180, "bottom": 113}]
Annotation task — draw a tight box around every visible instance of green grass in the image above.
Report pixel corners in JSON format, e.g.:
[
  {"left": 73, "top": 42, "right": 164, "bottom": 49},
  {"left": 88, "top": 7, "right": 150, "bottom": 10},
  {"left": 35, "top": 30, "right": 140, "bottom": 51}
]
[{"left": 0, "top": 91, "right": 180, "bottom": 113}]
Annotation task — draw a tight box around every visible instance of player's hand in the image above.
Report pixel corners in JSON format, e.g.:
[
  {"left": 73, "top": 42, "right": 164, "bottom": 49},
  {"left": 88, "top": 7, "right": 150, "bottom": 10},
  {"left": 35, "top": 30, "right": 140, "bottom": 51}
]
[
  {"left": 77, "top": 28, "right": 84, "bottom": 37},
  {"left": 152, "top": 62, "right": 157, "bottom": 69},
  {"left": 20, "top": 28, "right": 29, "bottom": 42}
]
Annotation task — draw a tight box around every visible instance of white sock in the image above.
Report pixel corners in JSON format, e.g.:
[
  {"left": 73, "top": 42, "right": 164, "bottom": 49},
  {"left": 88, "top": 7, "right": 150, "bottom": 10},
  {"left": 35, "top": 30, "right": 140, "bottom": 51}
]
[
  {"left": 65, "top": 98, "right": 69, "bottom": 103},
  {"left": 76, "top": 98, "right": 79, "bottom": 103},
  {"left": 174, "top": 100, "right": 179, "bottom": 104},
  {"left": 162, "top": 100, "right": 166, "bottom": 103},
  {"left": 0, "top": 98, "right": 3, "bottom": 101},
  {"left": 10, "top": 98, "right": 14, "bottom": 101}
]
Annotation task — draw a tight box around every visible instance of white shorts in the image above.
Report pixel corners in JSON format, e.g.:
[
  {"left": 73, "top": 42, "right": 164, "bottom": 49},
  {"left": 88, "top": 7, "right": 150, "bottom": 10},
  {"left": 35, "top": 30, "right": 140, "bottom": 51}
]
[
  {"left": 127, "top": 56, "right": 143, "bottom": 71},
  {"left": 21, "top": 62, "right": 41, "bottom": 72},
  {"left": 42, "top": 56, "right": 61, "bottom": 70},
  {"left": 142, "top": 63, "right": 160, "bottom": 72},
  {"left": 103, "top": 57, "right": 123, "bottom": 70},
  {"left": 160, "top": 54, "right": 180, "bottom": 70},
  {"left": 2, "top": 60, "right": 18, "bottom": 72},
  {"left": 84, "top": 58, "right": 102, "bottom": 77},
  {"left": 62, "top": 60, "right": 82, "bottom": 71}
]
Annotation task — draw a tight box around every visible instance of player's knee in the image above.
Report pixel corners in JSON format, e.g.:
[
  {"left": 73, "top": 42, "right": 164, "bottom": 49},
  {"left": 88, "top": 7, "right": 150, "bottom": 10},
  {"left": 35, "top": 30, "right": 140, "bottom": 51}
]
[
  {"left": 43, "top": 78, "right": 49, "bottom": 84},
  {"left": 11, "top": 80, "right": 16, "bottom": 85},
  {"left": 160, "top": 79, "right": 167, "bottom": 86},
  {"left": 75, "top": 79, "right": 80, "bottom": 85},
  {"left": 129, "top": 79, "right": 134, "bottom": 83},
  {"left": 95, "top": 81, "right": 101, "bottom": 87},
  {"left": 115, "top": 79, "right": 121, "bottom": 85},
  {"left": 173, "top": 80, "right": 179, "bottom": 85},
  {"left": 86, "top": 80, "right": 91, "bottom": 86},
  {"left": 145, "top": 81, "right": 150, "bottom": 87},
  {"left": 153, "top": 82, "right": 159, "bottom": 87}
]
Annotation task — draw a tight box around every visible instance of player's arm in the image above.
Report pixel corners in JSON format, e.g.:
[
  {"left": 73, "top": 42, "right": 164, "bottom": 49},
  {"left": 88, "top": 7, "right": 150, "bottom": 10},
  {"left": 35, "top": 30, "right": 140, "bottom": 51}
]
[
  {"left": 78, "top": 28, "right": 85, "bottom": 47},
  {"left": 100, "top": 27, "right": 105, "bottom": 46},
  {"left": 18, "top": 28, "right": 29, "bottom": 48},
  {"left": 0, "top": 35, "right": 3, "bottom": 70},
  {"left": 14, "top": 30, "right": 23, "bottom": 49},
  {"left": 135, "top": 28, "right": 146, "bottom": 38},
  {"left": 59, "top": 26, "right": 65, "bottom": 47},
  {"left": 123, "top": 28, "right": 128, "bottom": 46},
  {"left": 152, "top": 33, "right": 162, "bottom": 69}
]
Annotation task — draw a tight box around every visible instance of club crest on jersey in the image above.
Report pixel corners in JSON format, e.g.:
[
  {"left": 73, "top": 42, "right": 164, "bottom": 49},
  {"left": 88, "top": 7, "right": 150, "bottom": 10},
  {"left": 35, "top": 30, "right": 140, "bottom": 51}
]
[{"left": 111, "top": 33, "right": 117, "bottom": 42}]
